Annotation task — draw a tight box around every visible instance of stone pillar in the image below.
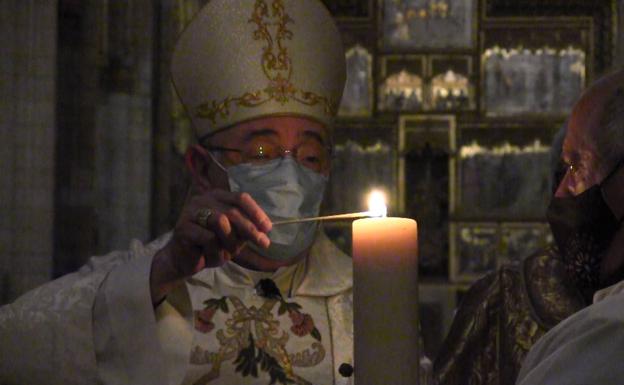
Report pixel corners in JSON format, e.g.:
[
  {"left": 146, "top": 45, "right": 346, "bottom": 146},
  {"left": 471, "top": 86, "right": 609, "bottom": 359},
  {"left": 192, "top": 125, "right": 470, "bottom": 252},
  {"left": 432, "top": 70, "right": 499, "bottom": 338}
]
[
  {"left": 54, "top": 0, "right": 155, "bottom": 276},
  {"left": 152, "top": 0, "right": 203, "bottom": 236},
  {"left": 94, "top": 0, "right": 154, "bottom": 252},
  {"left": 53, "top": 0, "right": 100, "bottom": 277},
  {"left": 615, "top": 0, "right": 624, "bottom": 68},
  {"left": 0, "top": 0, "right": 58, "bottom": 303}
]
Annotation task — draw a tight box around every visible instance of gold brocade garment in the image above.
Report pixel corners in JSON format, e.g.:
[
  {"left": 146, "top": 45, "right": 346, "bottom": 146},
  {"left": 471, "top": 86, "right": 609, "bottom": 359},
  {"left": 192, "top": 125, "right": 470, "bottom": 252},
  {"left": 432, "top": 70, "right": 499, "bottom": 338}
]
[{"left": 433, "top": 247, "right": 587, "bottom": 385}]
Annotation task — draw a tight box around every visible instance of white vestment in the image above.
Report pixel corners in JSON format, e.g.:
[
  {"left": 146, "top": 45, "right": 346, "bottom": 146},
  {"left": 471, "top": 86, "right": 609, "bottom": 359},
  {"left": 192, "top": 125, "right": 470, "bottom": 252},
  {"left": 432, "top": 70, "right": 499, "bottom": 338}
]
[
  {"left": 516, "top": 280, "right": 624, "bottom": 385},
  {"left": 0, "top": 231, "right": 353, "bottom": 385}
]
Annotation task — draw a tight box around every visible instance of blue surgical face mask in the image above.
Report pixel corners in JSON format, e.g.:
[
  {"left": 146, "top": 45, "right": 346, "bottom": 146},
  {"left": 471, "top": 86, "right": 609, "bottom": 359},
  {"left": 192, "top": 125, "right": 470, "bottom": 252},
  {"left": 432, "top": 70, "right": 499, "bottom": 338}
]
[{"left": 214, "top": 155, "right": 328, "bottom": 261}]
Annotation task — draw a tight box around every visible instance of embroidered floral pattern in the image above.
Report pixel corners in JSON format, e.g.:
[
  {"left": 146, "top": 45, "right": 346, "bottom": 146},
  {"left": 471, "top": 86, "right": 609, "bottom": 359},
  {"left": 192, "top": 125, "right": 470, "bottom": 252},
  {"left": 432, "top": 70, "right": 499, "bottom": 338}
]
[
  {"left": 195, "top": 0, "right": 336, "bottom": 124},
  {"left": 194, "top": 296, "right": 229, "bottom": 334},
  {"left": 288, "top": 311, "right": 315, "bottom": 338},
  {"left": 195, "top": 307, "right": 217, "bottom": 333},
  {"left": 267, "top": 278, "right": 322, "bottom": 341},
  {"left": 234, "top": 333, "right": 296, "bottom": 384},
  {"left": 190, "top": 291, "right": 325, "bottom": 385}
]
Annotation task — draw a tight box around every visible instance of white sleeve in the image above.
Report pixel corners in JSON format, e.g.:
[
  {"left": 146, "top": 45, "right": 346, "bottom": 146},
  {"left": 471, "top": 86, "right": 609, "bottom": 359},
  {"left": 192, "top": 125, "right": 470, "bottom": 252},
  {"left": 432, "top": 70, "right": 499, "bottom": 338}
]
[
  {"left": 155, "top": 292, "right": 195, "bottom": 385},
  {"left": 0, "top": 234, "right": 193, "bottom": 385},
  {"left": 516, "top": 294, "right": 624, "bottom": 385},
  {"left": 0, "top": 248, "right": 128, "bottom": 384},
  {"left": 93, "top": 236, "right": 193, "bottom": 385}
]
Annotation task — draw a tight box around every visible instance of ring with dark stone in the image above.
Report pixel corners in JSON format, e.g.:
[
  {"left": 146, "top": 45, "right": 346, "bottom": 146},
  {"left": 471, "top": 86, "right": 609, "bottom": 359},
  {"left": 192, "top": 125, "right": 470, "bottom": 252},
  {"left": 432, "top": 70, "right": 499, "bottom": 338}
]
[{"left": 195, "top": 208, "right": 213, "bottom": 228}]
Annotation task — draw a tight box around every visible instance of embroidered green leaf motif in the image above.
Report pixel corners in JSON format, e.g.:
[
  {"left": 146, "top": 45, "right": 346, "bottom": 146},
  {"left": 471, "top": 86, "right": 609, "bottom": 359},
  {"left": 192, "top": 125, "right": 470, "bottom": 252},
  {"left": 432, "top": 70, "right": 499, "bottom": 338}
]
[
  {"left": 234, "top": 333, "right": 295, "bottom": 385},
  {"left": 310, "top": 327, "right": 322, "bottom": 342},
  {"left": 234, "top": 334, "right": 259, "bottom": 378},
  {"left": 278, "top": 299, "right": 302, "bottom": 316},
  {"left": 258, "top": 347, "right": 295, "bottom": 385},
  {"left": 288, "top": 302, "right": 302, "bottom": 311},
  {"left": 219, "top": 298, "right": 229, "bottom": 313},
  {"left": 203, "top": 297, "right": 229, "bottom": 313}
]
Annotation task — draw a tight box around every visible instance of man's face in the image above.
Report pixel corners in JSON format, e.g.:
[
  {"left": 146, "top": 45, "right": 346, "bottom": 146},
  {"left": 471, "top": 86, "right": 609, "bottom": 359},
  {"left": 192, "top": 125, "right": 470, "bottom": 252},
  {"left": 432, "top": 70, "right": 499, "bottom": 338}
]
[
  {"left": 555, "top": 93, "right": 612, "bottom": 198},
  {"left": 205, "top": 116, "right": 331, "bottom": 188}
]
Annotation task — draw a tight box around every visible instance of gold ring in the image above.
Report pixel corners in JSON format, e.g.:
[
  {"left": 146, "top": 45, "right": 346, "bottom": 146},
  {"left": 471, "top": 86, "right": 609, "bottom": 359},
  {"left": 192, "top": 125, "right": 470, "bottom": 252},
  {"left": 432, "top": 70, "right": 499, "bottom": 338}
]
[{"left": 195, "top": 208, "right": 213, "bottom": 228}]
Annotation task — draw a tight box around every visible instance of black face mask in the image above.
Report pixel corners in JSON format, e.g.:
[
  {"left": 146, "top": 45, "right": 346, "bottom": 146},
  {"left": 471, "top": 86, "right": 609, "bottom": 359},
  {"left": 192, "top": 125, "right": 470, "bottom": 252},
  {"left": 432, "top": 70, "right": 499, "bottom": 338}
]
[{"left": 547, "top": 164, "right": 623, "bottom": 292}]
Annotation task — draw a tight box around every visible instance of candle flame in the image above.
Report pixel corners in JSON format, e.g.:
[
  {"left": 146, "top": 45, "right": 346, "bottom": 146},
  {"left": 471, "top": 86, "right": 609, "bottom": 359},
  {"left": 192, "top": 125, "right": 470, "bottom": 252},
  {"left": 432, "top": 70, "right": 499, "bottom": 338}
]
[{"left": 367, "top": 190, "right": 387, "bottom": 217}]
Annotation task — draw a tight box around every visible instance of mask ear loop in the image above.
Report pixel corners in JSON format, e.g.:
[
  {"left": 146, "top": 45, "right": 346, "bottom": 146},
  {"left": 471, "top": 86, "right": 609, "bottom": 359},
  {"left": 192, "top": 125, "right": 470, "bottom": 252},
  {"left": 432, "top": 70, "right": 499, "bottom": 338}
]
[
  {"left": 206, "top": 149, "right": 229, "bottom": 173},
  {"left": 197, "top": 130, "right": 229, "bottom": 173},
  {"left": 600, "top": 159, "right": 624, "bottom": 224}
]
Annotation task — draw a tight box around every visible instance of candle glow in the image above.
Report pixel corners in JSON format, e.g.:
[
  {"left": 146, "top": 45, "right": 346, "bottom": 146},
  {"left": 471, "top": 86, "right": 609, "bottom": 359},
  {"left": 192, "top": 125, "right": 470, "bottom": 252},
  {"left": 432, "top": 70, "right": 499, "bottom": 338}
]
[{"left": 366, "top": 190, "right": 388, "bottom": 218}]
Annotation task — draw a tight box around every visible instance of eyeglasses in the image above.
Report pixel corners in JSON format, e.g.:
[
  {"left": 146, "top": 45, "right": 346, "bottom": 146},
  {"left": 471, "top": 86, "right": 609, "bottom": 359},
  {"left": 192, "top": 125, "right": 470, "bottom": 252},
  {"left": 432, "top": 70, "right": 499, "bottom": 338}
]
[{"left": 205, "top": 139, "right": 332, "bottom": 173}]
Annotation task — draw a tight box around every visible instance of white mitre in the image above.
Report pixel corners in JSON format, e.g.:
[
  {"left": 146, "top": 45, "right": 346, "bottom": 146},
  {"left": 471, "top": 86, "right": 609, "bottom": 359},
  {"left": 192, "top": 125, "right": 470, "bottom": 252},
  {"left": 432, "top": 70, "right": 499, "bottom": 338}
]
[{"left": 171, "top": 0, "right": 346, "bottom": 140}]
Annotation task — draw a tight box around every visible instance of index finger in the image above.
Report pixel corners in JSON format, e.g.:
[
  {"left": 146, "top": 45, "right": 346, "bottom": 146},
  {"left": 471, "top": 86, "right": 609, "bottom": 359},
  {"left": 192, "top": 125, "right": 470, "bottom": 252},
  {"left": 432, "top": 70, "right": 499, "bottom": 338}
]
[{"left": 212, "top": 191, "right": 272, "bottom": 233}]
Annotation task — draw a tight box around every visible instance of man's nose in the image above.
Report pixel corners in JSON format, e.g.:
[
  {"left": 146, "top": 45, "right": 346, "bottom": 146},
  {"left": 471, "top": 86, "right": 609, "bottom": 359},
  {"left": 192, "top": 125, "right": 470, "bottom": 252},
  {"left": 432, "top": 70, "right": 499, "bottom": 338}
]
[{"left": 554, "top": 171, "right": 574, "bottom": 198}]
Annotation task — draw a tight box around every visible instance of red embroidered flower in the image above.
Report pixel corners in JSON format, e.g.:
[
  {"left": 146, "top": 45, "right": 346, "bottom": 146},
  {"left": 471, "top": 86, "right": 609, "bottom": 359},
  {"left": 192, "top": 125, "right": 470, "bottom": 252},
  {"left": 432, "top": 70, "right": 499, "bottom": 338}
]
[
  {"left": 194, "top": 306, "right": 217, "bottom": 333},
  {"left": 288, "top": 310, "right": 314, "bottom": 337}
]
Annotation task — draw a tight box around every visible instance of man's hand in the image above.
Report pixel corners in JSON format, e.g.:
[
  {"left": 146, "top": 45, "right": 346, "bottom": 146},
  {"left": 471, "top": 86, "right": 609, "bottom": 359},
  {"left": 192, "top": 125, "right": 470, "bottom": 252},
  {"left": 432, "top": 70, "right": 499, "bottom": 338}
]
[{"left": 149, "top": 189, "right": 272, "bottom": 304}]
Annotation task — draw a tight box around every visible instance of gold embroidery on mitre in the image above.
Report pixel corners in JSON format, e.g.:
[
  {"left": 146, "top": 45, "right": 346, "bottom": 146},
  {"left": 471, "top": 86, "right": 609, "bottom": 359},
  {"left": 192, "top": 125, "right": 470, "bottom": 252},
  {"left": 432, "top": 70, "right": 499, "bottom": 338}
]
[{"left": 196, "top": 0, "right": 337, "bottom": 124}]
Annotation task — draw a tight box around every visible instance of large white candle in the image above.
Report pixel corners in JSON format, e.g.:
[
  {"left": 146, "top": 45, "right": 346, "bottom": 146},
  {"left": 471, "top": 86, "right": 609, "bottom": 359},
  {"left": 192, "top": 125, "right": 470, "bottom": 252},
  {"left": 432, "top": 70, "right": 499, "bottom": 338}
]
[{"left": 352, "top": 193, "right": 419, "bottom": 385}]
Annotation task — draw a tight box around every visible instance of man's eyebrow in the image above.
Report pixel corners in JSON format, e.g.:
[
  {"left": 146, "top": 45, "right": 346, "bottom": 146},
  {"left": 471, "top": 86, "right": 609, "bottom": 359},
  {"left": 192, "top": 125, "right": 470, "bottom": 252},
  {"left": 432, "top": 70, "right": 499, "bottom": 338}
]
[
  {"left": 302, "top": 130, "right": 326, "bottom": 145},
  {"left": 243, "top": 128, "right": 279, "bottom": 143},
  {"left": 561, "top": 152, "right": 576, "bottom": 165}
]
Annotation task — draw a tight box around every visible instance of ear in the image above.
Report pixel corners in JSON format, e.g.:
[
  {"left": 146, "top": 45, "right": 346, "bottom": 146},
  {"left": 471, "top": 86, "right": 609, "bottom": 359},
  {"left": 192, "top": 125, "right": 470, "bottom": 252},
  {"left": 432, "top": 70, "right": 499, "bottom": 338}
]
[{"left": 185, "top": 145, "right": 213, "bottom": 192}]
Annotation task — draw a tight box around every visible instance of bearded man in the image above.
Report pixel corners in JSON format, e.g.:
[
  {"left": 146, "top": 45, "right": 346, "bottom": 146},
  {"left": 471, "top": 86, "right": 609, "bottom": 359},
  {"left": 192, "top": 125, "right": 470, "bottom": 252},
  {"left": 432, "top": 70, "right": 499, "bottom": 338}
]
[
  {"left": 516, "top": 70, "right": 624, "bottom": 384},
  {"left": 433, "top": 123, "right": 587, "bottom": 385},
  {"left": 0, "top": 1, "right": 355, "bottom": 384}
]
